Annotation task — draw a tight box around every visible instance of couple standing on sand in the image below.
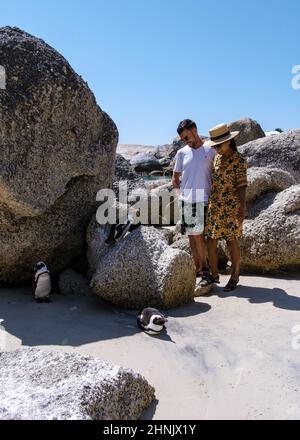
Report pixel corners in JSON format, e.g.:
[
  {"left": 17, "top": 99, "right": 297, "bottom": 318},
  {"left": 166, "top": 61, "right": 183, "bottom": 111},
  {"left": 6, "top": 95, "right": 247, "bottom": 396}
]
[{"left": 172, "top": 119, "right": 248, "bottom": 292}]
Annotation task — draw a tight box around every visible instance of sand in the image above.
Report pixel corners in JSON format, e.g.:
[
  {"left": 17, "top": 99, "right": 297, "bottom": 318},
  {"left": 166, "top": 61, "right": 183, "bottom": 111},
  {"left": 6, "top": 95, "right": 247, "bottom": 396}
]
[{"left": 1, "top": 274, "right": 300, "bottom": 420}]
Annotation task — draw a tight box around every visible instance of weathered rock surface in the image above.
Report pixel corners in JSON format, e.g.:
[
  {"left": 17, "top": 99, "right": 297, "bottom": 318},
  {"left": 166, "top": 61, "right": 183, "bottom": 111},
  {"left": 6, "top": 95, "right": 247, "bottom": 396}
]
[
  {"left": 59, "top": 269, "right": 91, "bottom": 295},
  {"left": 240, "top": 129, "right": 300, "bottom": 182},
  {"left": 156, "top": 227, "right": 175, "bottom": 245},
  {"left": 228, "top": 130, "right": 300, "bottom": 272},
  {"left": 0, "top": 27, "right": 118, "bottom": 283},
  {"left": 86, "top": 218, "right": 111, "bottom": 277},
  {"left": 113, "top": 154, "right": 145, "bottom": 199},
  {"left": 246, "top": 167, "right": 296, "bottom": 203},
  {"left": 229, "top": 118, "right": 265, "bottom": 146},
  {"left": 114, "top": 154, "right": 139, "bottom": 182},
  {"left": 171, "top": 237, "right": 191, "bottom": 255},
  {"left": 0, "top": 348, "right": 155, "bottom": 420},
  {"left": 116, "top": 144, "right": 156, "bottom": 161},
  {"left": 159, "top": 157, "right": 171, "bottom": 167},
  {"left": 237, "top": 185, "right": 300, "bottom": 272},
  {"left": 130, "top": 152, "right": 163, "bottom": 173},
  {"left": 89, "top": 226, "right": 196, "bottom": 310}
]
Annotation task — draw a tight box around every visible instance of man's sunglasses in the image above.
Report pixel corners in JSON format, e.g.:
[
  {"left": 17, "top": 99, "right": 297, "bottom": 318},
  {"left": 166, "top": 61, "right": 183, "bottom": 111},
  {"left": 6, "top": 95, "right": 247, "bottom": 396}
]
[{"left": 181, "top": 135, "right": 190, "bottom": 142}]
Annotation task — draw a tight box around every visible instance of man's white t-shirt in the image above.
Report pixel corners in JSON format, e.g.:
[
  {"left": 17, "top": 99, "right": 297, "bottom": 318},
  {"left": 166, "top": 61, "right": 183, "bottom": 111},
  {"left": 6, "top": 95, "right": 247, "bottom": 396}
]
[{"left": 174, "top": 144, "right": 216, "bottom": 204}]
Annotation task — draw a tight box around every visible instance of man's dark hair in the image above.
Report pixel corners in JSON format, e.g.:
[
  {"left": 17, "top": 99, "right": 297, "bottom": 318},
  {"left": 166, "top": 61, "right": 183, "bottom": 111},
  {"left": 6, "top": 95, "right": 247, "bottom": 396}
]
[{"left": 177, "top": 119, "right": 197, "bottom": 135}]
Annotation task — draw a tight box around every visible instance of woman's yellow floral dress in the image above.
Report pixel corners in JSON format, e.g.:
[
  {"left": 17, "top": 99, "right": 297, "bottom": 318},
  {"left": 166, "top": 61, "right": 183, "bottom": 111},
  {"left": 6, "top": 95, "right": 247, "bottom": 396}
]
[{"left": 206, "top": 152, "right": 248, "bottom": 240}]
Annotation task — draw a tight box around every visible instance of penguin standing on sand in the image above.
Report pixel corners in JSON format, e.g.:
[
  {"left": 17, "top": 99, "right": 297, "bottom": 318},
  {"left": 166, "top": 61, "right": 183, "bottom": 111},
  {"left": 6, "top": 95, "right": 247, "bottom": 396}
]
[
  {"left": 33, "top": 261, "right": 52, "bottom": 303},
  {"left": 137, "top": 308, "right": 168, "bottom": 334}
]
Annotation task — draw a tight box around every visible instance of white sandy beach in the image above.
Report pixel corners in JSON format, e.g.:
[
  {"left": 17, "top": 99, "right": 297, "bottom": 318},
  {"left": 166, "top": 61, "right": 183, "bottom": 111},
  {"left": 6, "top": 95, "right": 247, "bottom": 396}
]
[{"left": 1, "top": 274, "right": 300, "bottom": 420}]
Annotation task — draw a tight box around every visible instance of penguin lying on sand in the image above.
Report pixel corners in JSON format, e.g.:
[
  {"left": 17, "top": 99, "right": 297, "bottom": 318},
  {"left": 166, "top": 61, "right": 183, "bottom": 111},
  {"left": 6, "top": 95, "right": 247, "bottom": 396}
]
[
  {"left": 33, "top": 261, "right": 52, "bottom": 303},
  {"left": 137, "top": 308, "right": 168, "bottom": 334}
]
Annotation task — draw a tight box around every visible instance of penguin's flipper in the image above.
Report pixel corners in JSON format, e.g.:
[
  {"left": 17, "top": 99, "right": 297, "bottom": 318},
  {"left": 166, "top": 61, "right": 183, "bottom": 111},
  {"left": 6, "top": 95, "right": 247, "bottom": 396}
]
[
  {"left": 137, "top": 317, "right": 144, "bottom": 331},
  {"left": 32, "top": 278, "right": 37, "bottom": 300}
]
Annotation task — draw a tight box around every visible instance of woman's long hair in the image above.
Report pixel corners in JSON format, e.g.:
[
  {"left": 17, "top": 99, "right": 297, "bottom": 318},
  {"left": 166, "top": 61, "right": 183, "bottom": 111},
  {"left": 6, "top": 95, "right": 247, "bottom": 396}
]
[{"left": 230, "top": 139, "right": 238, "bottom": 151}]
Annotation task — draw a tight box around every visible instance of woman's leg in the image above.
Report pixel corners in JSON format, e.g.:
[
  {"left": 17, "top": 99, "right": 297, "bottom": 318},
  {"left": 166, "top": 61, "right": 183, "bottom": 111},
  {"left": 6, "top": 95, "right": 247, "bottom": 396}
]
[
  {"left": 226, "top": 240, "right": 241, "bottom": 281},
  {"left": 207, "top": 239, "right": 218, "bottom": 278}
]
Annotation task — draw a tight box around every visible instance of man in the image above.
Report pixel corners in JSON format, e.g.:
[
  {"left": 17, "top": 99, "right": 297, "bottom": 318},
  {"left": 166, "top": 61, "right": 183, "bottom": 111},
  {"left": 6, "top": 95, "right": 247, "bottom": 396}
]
[{"left": 172, "top": 119, "right": 216, "bottom": 281}]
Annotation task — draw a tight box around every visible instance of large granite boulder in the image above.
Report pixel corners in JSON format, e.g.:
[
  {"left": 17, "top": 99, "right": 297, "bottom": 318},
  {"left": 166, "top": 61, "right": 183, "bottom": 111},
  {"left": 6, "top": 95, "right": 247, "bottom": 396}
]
[
  {"left": 0, "top": 27, "right": 118, "bottom": 284},
  {"left": 114, "top": 154, "right": 138, "bottom": 182},
  {"left": 246, "top": 167, "right": 296, "bottom": 203},
  {"left": 113, "top": 154, "right": 145, "bottom": 200},
  {"left": 116, "top": 144, "right": 155, "bottom": 161},
  {"left": 0, "top": 348, "right": 155, "bottom": 420},
  {"left": 240, "top": 129, "right": 300, "bottom": 182},
  {"left": 59, "top": 269, "right": 91, "bottom": 295},
  {"left": 171, "top": 237, "right": 191, "bottom": 255},
  {"left": 169, "top": 137, "right": 185, "bottom": 161},
  {"left": 224, "top": 131, "right": 300, "bottom": 272},
  {"left": 229, "top": 118, "right": 265, "bottom": 146},
  {"left": 89, "top": 226, "right": 196, "bottom": 310},
  {"left": 236, "top": 185, "right": 300, "bottom": 272},
  {"left": 130, "top": 152, "right": 163, "bottom": 173}
]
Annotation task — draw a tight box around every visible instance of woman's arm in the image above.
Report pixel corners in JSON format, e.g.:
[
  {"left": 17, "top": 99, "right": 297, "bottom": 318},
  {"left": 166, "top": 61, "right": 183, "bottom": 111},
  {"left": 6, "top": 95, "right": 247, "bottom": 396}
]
[
  {"left": 237, "top": 186, "right": 247, "bottom": 226},
  {"left": 236, "top": 156, "right": 248, "bottom": 227}
]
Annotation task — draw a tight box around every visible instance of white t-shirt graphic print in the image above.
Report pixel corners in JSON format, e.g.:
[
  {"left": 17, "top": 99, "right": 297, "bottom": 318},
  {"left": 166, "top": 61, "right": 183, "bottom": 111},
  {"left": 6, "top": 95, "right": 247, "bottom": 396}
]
[{"left": 174, "top": 145, "right": 216, "bottom": 204}]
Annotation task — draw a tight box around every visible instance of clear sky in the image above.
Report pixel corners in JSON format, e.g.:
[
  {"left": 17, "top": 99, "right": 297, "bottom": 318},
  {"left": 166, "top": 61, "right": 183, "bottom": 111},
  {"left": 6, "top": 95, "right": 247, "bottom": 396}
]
[{"left": 1, "top": 0, "right": 299, "bottom": 145}]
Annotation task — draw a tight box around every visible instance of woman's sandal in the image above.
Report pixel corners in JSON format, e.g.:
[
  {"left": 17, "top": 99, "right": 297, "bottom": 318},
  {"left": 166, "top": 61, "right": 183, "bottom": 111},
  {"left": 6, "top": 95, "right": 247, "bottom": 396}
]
[{"left": 223, "top": 278, "right": 239, "bottom": 292}]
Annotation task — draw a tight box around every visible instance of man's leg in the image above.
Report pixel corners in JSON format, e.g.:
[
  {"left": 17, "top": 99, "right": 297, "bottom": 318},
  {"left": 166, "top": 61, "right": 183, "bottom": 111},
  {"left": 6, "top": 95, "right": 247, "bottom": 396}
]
[{"left": 188, "top": 234, "right": 207, "bottom": 274}]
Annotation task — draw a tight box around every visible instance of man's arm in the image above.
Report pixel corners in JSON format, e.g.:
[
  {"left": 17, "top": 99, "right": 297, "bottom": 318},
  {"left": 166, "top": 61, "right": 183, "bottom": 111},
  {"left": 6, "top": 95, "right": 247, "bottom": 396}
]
[{"left": 172, "top": 172, "right": 181, "bottom": 198}]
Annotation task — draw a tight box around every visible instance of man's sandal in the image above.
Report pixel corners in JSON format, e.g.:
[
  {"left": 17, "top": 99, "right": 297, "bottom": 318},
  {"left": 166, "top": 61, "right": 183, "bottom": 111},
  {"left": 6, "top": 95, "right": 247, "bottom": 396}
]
[
  {"left": 223, "top": 278, "right": 239, "bottom": 292},
  {"left": 199, "top": 274, "right": 220, "bottom": 287}
]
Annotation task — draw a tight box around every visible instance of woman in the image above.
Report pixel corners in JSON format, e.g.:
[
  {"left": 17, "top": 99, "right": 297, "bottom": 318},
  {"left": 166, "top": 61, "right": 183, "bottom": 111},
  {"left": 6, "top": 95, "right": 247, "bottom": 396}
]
[{"left": 205, "top": 123, "right": 248, "bottom": 292}]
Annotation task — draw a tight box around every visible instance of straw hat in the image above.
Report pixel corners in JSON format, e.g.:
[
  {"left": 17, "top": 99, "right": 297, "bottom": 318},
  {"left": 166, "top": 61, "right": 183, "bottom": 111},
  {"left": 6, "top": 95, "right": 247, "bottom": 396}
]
[{"left": 205, "top": 123, "right": 239, "bottom": 147}]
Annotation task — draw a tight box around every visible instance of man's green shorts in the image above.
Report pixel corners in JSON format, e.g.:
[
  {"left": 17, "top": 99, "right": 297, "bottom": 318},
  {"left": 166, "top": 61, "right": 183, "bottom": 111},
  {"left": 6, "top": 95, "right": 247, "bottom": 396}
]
[{"left": 180, "top": 201, "right": 207, "bottom": 236}]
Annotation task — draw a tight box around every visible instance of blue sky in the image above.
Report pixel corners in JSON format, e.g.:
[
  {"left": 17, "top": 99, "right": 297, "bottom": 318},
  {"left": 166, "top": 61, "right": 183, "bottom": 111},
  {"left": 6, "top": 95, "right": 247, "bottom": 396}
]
[{"left": 1, "top": 0, "right": 299, "bottom": 144}]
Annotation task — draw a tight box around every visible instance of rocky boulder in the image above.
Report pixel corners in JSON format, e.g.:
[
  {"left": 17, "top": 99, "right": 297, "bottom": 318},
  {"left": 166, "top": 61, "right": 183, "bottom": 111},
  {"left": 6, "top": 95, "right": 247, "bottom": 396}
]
[
  {"left": 114, "top": 154, "right": 138, "bottom": 182},
  {"left": 89, "top": 226, "right": 196, "bottom": 310},
  {"left": 130, "top": 152, "right": 163, "bottom": 173},
  {"left": 113, "top": 154, "right": 145, "bottom": 200},
  {"left": 171, "top": 237, "right": 191, "bottom": 255},
  {"left": 234, "top": 185, "right": 300, "bottom": 272},
  {"left": 59, "top": 269, "right": 91, "bottom": 295},
  {"left": 229, "top": 118, "right": 265, "bottom": 146},
  {"left": 169, "top": 138, "right": 185, "bottom": 161},
  {"left": 246, "top": 167, "right": 296, "bottom": 203},
  {"left": 232, "top": 129, "right": 300, "bottom": 272},
  {"left": 240, "top": 129, "right": 300, "bottom": 182},
  {"left": 0, "top": 348, "right": 155, "bottom": 420},
  {"left": 0, "top": 27, "right": 118, "bottom": 284}
]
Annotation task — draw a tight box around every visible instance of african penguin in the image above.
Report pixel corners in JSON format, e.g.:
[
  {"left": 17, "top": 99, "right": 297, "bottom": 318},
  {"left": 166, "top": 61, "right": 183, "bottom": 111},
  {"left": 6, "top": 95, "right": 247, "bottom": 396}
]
[
  {"left": 105, "top": 214, "right": 141, "bottom": 245},
  {"left": 33, "top": 261, "right": 52, "bottom": 303},
  {"left": 137, "top": 308, "right": 168, "bottom": 334}
]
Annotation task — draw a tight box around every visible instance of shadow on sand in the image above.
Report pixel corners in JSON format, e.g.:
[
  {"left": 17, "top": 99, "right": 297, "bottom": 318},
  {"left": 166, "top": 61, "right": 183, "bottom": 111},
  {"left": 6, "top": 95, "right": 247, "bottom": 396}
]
[
  {"left": 0, "top": 287, "right": 211, "bottom": 348},
  {"left": 215, "top": 283, "right": 300, "bottom": 311}
]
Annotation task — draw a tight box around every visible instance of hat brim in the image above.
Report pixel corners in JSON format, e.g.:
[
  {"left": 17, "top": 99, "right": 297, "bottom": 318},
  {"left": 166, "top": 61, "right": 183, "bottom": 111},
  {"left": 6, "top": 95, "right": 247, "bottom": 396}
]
[{"left": 204, "top": 131, "right": 240, "bottom": 148}]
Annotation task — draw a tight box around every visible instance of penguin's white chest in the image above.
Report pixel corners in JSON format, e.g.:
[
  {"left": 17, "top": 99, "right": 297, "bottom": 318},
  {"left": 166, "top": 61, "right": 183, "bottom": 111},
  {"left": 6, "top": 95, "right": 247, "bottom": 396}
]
[{"left": 35, "top": 273, "right": 51, "bottom": 299}]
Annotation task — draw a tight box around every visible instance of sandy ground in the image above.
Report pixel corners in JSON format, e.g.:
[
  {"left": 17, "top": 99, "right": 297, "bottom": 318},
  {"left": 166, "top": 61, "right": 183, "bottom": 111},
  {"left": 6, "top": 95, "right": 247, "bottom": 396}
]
[{"left": 1, "top": 274, "right": 300, "bottom": 420}]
